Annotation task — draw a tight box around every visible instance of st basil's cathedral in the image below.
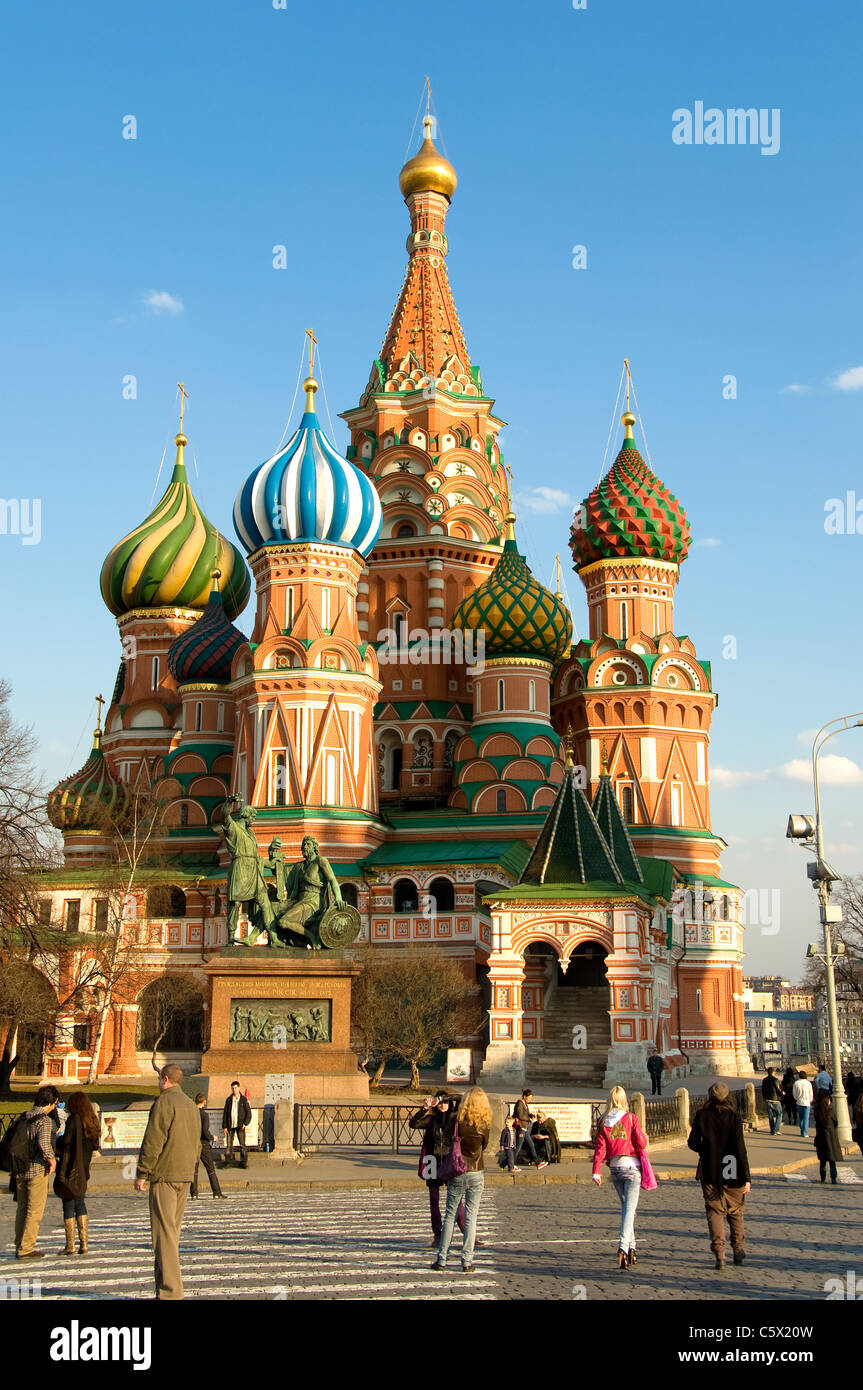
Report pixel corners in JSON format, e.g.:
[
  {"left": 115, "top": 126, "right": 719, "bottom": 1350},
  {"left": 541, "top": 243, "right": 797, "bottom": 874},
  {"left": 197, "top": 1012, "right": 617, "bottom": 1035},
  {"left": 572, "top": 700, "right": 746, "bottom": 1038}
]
[{"left": 38, "top": 113, "right": 752, "bottom": 1089}]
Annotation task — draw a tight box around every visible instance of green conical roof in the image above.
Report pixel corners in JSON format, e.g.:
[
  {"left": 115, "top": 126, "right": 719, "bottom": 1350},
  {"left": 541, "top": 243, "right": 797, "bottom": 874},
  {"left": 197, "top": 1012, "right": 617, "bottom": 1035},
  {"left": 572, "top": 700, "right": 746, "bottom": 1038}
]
[
  {"left": 520, "top": 764, "right": 622, "bottom": 886},
  {"left": 591, "top": 773, "right": 644, "bottom": 884}
]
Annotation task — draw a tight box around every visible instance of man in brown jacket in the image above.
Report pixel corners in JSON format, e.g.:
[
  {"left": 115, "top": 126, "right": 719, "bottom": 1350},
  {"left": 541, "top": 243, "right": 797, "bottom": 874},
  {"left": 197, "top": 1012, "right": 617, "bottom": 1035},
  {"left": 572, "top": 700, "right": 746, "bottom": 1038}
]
[{"left": 134, "top": 1064, "right": 202, "bottom": 1300}]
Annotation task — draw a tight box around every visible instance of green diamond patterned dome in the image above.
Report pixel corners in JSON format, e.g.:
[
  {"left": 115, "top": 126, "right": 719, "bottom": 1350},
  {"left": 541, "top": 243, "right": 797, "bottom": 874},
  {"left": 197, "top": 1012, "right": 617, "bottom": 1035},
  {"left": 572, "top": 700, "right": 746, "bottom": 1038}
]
[
  {"left": 452, "top": 515, "right": 572, "bottom": 663},
  {"left": 47, "top": 730, "right": 132, "bottom": 833}
]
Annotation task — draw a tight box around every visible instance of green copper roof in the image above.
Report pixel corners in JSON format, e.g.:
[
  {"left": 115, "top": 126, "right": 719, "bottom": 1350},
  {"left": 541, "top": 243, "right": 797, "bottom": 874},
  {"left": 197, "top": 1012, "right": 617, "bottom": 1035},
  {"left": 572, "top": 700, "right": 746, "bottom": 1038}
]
[
  {"left": 591, "top": 773, "right": 644, "bottom": 883},
  {"left": 366, "top": 839, "right": 531, "bottom": 878},
  {"left": 520, "top": 765, "right": 622, "bottom": 887}
]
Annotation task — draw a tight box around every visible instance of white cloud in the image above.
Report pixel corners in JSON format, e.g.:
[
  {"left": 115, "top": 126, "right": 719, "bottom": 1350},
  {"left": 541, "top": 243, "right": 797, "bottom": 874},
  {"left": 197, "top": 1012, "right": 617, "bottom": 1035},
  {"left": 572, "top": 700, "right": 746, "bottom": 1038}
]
[
  {"left": 711, "top": 767, "right": 770, "bottom": 788},
  {"left": 693, "top": 537, "right": 721, "bottom": 548},
  {"left": 833, "top": 366, "right": 863, "bottom": 392},
  {"left": 513, "top": 486, "right": 574, "bottom": 515},
  {"left": 143, "top": 290, "right": 184, "bottom": 316},
  {"left": 780, "top": 383, "right": 810, "bottom": 394},
  {"left": 795, "top": 728, "right": 819, "bottom": 746},
  {"left": 780, "top": 754, "right": 863, "bottom": 785}
]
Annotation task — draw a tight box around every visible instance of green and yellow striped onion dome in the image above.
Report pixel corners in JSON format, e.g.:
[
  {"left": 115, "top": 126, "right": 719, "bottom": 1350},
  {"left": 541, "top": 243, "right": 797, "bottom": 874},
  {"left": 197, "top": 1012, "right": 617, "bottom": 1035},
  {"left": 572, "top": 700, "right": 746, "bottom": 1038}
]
[
  {"left": 47, "top": 729, "right": 132, "bottom": 833},
  {"left": 100, "top": 431, "right": 251, "bottom": 619},
  {"left": 452, "top": 514, "right": 572, "bottom": 662},
  {"left": 570, "top": 412, "right": 690, "bottom": 568}
]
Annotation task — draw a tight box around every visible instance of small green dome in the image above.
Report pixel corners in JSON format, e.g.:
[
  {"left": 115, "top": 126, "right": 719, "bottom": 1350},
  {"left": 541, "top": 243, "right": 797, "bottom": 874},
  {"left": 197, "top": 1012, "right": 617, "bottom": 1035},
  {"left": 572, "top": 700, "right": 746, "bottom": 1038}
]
[
  {"left": 47, "top": 731, "right": 131, "bottom": 833},
  {"left": 452, "top": 514, "right": 572, "bottom": 663}
]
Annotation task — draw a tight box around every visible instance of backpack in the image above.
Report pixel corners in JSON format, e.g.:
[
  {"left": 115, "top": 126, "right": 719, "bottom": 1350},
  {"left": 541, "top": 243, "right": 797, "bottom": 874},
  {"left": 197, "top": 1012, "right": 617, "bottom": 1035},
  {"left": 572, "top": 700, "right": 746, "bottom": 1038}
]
[{"left": 0, "top": 1114, "right": 33, "bottom": 1174}]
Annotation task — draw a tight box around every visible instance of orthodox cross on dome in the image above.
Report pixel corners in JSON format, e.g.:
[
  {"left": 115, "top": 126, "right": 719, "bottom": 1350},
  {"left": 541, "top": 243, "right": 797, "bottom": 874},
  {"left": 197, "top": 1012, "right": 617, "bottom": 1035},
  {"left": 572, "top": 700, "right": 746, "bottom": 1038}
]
[
  {"left": 563, "top": 726, "right": 575, "bottom": 768},
  {"left": 95, "top": 693, "right": 105, "bottom": 733},
  {"left": 554, "top": 553, "right": 562, "bottom": 599},
  {"left": 177, "top": 381, "right": 189, "bottom": 436},
  {"left": 305, "top": 328, "right": 318, "bottom": 376}
]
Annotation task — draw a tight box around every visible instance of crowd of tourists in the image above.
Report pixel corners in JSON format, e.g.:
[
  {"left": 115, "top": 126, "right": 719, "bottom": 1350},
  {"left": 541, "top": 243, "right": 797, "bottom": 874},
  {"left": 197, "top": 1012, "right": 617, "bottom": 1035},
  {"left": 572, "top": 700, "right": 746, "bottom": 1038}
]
[{"left": 4, "top": 1060, "right": 863, "bottom": 1296}]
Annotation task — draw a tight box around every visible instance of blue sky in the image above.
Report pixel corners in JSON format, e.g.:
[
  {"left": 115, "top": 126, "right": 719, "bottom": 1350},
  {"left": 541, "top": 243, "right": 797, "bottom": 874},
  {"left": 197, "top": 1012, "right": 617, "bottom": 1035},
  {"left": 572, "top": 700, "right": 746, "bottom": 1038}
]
[{"left": 2, "top": 0, "right": 861, "bottom": 974}]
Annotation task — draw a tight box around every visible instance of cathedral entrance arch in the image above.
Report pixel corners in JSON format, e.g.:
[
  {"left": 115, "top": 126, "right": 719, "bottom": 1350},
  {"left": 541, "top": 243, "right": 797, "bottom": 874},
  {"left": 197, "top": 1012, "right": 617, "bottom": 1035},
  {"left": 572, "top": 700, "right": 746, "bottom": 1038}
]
[{"left": 560, "top": 940, "right": 608, "bottom": 988}]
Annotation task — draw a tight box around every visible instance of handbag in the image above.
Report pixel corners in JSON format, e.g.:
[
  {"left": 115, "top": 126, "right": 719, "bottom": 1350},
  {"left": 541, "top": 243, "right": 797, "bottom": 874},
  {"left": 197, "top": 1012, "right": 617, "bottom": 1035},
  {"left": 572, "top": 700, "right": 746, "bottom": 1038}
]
[
  {"left": 438, "top": 1122, "right": 468, "bottom": 1183},
  {"left": 639, "top": 1150, "right": 658, "bottom": 1191}
]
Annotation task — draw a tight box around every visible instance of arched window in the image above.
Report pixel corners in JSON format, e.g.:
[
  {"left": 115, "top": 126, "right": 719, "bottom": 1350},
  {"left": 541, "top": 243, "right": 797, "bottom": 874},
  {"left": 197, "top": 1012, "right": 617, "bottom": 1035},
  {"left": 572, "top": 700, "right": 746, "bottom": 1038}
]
[
  {"left": 151, "top": 657, "right": 160, "bottom": 691},
  {"left": 217, "top": 702, "right": 225, "bottom": 733},
  {"left": 496, "top": 788, "right": 506, "bottom": 813},
  {"left": 393, "top": 878, "right": 418, "bottom": 912},
  {"left": 136, "top": 977, "right": 204, "bottom": 1052},
  {"left": 670, "top": 781, "right": 683, "bottom": 827},
  {"left": 621, "top": 785, "right": 634, "bottom": 823},
  {"left": 427, "top": 876, "right": 455, "bottom": 911},
  {"left": 443, "top": 729, "right": 459, "bottom": 769},
  {"left": 497, "top": 679, "right": 505, "bottom": 711},
  {"left": 195, "top": 702, "right": 202, "bottom": 733},
  {"left": 396, "top": 523, "right": 415, "bottom": 538},
  {"left": 652, "top": 602, "right": 660, "bottom": 635},
  {"left": 341, "top": 883, "right": 358, "bottom": 908},
  {"left": 393, "top": 612, "right": 408, "bottom": 650},
  {"left": 146, "top": 885, "right": 187, "bottom": 919},
  {"left": 321, "top": 588, "right": 331, "bottom": 631},
  {"left": 285, "top": 587, "right": 295, "bottom": 630},
  {"left": 528, "top": 680, "right": 536, "bottom": 712},
  {"left": 695, "top": 987, "right": 703, "bottom": 1013},
  {"left": 619, "top": 602, "right": 629, "bottom": 639}
]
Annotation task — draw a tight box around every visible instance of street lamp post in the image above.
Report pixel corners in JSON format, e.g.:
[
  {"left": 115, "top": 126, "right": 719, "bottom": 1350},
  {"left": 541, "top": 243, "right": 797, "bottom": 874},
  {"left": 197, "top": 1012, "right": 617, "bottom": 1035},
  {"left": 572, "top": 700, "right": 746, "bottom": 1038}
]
[{"left": 789, "top": 713, "right": 863, "bottom": 1146}]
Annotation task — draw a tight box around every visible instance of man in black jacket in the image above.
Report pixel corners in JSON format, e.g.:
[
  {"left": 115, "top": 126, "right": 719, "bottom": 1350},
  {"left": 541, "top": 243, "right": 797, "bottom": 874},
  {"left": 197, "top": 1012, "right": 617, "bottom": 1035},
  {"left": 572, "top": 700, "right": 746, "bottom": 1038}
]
[
  {"left": 647, "top": 1050, "right": 664, "bottom": 1096},
  {"left": 688, "top": 1083, "right": 751, "bottom": 1270},
  {"left": 222, "top": 1082, "right": 252, "bottom": 1168},
  {"left": 410, "top": 1091, "right": 465, "bottom": 1248},
  {"left": 191, "top": 1094, "right": 225, "bottom": 1198},
  {"left": 761, "top": 1068, "right": 783, "bottom": 1135}
]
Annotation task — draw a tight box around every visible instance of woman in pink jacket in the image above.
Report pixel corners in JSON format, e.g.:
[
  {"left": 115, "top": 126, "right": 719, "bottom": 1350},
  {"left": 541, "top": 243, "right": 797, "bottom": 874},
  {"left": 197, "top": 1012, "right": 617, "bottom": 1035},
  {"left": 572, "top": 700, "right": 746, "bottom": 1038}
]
[{"left": 592, "top": 1085, "right": 649, "bottom": 1271}]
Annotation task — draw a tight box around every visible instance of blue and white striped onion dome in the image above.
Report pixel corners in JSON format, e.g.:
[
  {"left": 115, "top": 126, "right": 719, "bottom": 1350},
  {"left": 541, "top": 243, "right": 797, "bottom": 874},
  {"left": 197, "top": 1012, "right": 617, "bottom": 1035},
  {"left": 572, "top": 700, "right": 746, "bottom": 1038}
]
[{"left": 233, "top": 377, "right": 382, "bottom": 557}]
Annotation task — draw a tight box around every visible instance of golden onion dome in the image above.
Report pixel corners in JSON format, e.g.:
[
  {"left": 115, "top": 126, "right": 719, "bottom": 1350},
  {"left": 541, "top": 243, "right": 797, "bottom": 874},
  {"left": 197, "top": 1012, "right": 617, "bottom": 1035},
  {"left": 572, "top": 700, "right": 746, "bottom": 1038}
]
[{"left": 398, "top": 115, "right": 457, "bottom": 201}]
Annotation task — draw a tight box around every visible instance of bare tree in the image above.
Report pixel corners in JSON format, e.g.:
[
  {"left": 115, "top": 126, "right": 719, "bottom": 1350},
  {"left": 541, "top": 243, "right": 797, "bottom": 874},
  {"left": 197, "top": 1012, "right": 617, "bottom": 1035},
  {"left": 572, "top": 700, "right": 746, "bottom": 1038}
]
[
  {"left": 352, "top": 947, "right": 484, "bottom": 1089},
  {"left": 137, "top": 975, "right": 204, "bottom": 1074}
]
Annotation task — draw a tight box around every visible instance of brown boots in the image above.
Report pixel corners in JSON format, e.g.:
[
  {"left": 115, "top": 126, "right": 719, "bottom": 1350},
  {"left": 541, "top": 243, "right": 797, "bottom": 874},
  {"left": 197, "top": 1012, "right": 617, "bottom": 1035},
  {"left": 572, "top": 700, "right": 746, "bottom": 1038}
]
[
  {"left": 77, "top": 1214, "right": 88, "bottom": 1255},
  {"left": 61, "top": 1219, "right": 76, "bottom": 1256}
]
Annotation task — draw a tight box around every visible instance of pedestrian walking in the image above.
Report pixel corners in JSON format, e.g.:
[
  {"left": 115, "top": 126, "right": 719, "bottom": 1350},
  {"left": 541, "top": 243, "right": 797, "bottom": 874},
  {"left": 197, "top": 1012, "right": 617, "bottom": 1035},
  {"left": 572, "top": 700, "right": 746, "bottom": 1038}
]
[
  {"left": 498, "top": 1114, "right": 519, "bottom": 1172},
  {"left": 221, "top": 1081, "right": 252, "bottom": 1168},
  {"left": 761, "top": 1068, "right": 783, "bottom": 1135},
  {"left": 134, "top": 1063, "right": 202, "bottom": 1301},
  {"left": 8, "top": 1085, "right": 58, "bottom": 1260},
  {"left": 592, "top": 1086, "right": 650, "bottom": 1271},
  {"left": 814, "top": 1062, "right": 833, "bottom": 1098},
  {"left": 793, "top": 1072, "right": 814, "bottom": 1137},
  {"left": 431, "top": 1086, "right": 491, "bottom": 1275},
  {"left": 687, "top": 1081, "right": 751, "bottom": 1271},
  {"left": 190, "top": 1094, "right": 225, "bottom": 1199},
  {"left": 54, "top": 1090, "right": 101, "bottom": 1255},
  {"left": 647, "top": 1049, "right": 664, "bottom": 1096},
  {"left": 409, "top": 1091, "right": 465, "bottom": 1246},
  {"left": 781, "top": 1067, "right": 798, "bottom": 1126},
  {"left": 813, "top": 1094, "right": 841, "bottom": 1185},
  {"left": 512, "top": 1089, "right": 548, "bottom": 1169}
]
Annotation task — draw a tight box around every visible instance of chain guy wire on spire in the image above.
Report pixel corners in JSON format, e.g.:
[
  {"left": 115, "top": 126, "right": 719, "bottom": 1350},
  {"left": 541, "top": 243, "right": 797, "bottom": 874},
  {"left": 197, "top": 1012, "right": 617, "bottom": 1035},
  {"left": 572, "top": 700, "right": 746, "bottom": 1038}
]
[
  {"left": 272, "top": 339, "right": 309, "bottom": 454},
  {"left": 313, "top": 339, "right": 339, "bottom": 443},
  {"left": 629, "top": 375, "right": 656, "bottom": 471},
  {"left": 595, "top": 363, "right": 627, "bottom": 485}
]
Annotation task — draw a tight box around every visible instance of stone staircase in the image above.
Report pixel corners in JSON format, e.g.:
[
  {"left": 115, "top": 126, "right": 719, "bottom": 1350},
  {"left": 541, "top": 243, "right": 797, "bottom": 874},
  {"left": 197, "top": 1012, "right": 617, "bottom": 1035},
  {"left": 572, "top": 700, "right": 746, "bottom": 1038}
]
[{"left": 525, "top": 985, "right": 611, "bottom": 1086}]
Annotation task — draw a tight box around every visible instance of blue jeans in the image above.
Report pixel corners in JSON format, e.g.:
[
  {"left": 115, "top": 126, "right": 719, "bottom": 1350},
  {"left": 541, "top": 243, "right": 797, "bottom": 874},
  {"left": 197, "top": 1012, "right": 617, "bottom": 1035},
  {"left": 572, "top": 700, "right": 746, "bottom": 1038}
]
[
  {"left": 610, "top": 1167, "right": 641, "bottom": 1253},
  {"left": 766, "top": 1100, "right": 782, "bottom": 1134},
  {"left": 438, "top": 1171, "right": 484, "bottom": 1267},
  {"left": 797, "top": 1105, "right": 810, "bottom": 1137},
  {"left": 514, "top": 1129, "right": 539, "bottom": 1165}
]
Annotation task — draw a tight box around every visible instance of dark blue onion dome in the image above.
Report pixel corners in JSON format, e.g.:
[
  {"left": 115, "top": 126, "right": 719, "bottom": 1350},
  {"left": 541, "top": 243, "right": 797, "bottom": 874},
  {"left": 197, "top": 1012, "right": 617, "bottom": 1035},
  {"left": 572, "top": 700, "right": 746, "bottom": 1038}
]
[
  {"left": 168, "top": 570, "right": 247, "bottom": 685},
  {"left": 233, "top": 374, "right": 382, "bottom": 556}
]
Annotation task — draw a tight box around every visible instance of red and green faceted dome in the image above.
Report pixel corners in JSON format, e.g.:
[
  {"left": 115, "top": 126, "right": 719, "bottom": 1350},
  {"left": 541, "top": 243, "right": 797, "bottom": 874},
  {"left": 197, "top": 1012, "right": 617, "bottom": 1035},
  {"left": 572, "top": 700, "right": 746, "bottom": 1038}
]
[
  {"left": 452, "top": 520, "right": 572, "bottom": 663},
  {"left": 570, "top": 431, "right": 690, "bottom": 568}
]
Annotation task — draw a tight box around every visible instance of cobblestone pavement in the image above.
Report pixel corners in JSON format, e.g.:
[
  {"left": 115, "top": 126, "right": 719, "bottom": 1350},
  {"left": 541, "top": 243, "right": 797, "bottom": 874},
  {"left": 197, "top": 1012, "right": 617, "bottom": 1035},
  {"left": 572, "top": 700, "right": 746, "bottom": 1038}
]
[{"left": 2, "top": 1159, "right": 862, "bottom": 1301}]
